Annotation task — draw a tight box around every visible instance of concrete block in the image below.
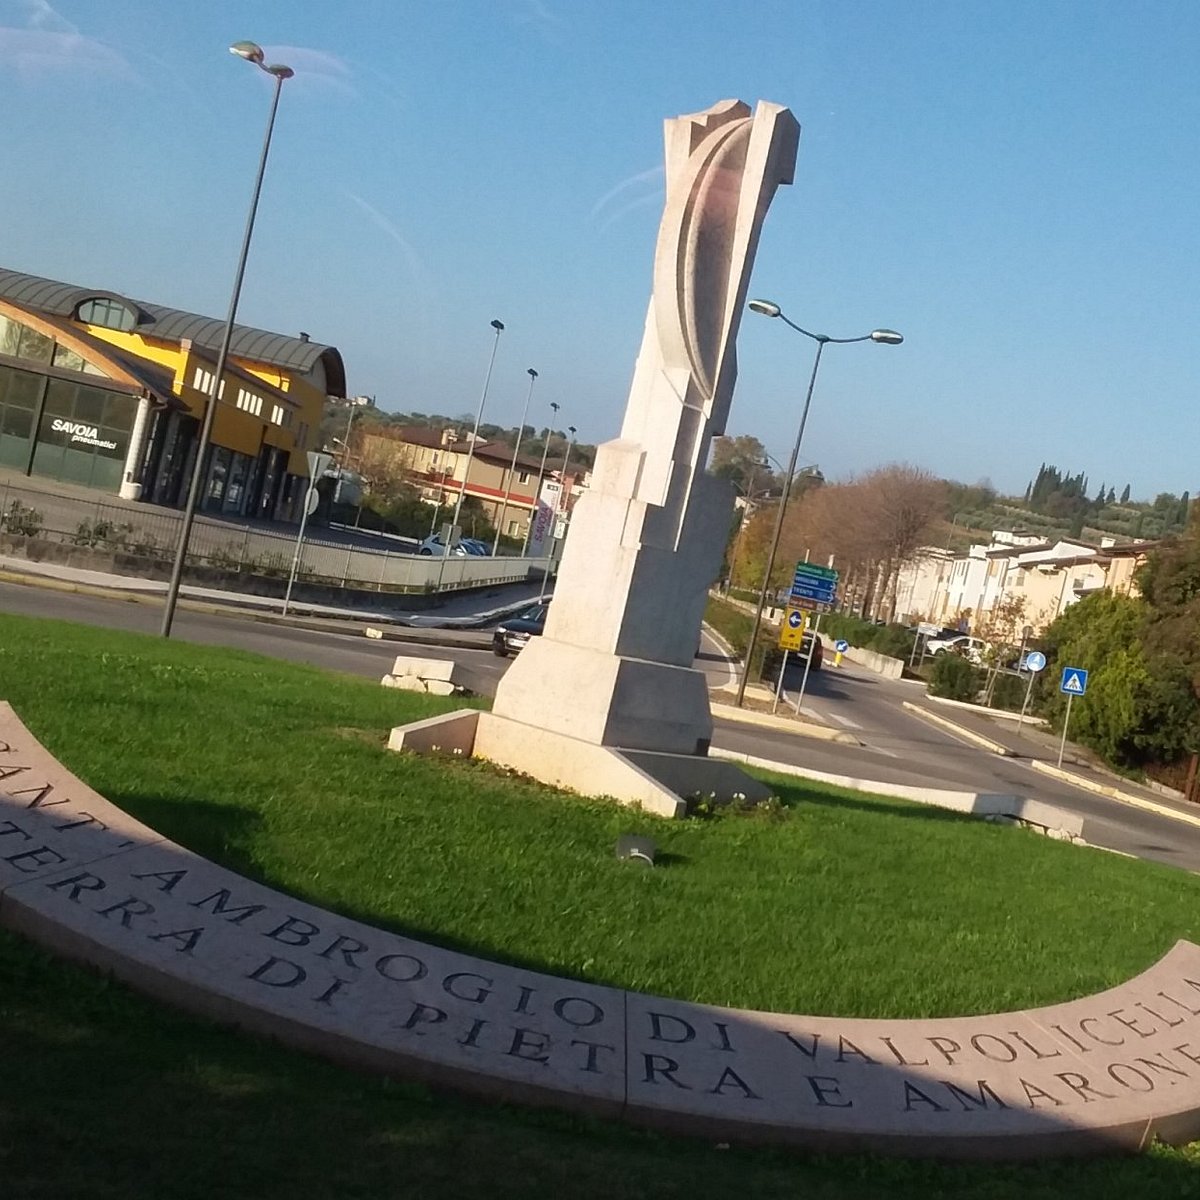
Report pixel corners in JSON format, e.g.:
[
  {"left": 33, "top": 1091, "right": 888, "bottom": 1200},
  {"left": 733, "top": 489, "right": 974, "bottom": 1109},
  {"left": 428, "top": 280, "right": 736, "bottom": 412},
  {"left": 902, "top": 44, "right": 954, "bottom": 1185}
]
[{"left": 390, "top": 656, "right": 461, "bottom": 684}]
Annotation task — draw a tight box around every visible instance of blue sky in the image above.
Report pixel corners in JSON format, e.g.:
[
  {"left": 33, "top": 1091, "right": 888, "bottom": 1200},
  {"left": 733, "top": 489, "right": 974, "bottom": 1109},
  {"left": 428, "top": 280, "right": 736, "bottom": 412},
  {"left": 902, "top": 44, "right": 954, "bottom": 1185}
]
[{"left": 2, "top": 1, "right": 1197, "bottom": 501}]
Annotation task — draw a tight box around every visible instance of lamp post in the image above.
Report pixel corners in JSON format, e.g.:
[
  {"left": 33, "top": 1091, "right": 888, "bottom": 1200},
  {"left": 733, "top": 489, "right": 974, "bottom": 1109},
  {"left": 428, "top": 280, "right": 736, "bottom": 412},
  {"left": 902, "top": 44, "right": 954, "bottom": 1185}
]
[
  {"left": 435, "top": 319, "right": 504, "bottom": 592},
  {"left": 538, "top": 425, "right": 575, "bottom": 602},
  {"left": 734, "top": 299, "right": 902, "bottom": 706},
  {"left": 521, "top": 400, "right": 560, "bottom": 556},
  {"left": 492, "top": 366, "right": 538, "bottom": 556},
  {"left": 160, "top": 42, "right": 293, "bottom": 638}
]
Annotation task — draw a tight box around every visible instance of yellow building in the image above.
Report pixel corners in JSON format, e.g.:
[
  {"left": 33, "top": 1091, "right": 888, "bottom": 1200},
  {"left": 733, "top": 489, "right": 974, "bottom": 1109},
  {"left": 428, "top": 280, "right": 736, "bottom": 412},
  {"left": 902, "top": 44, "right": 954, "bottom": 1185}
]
[{"left": 0, "top": 266, "right": 345, "bottom": 519}]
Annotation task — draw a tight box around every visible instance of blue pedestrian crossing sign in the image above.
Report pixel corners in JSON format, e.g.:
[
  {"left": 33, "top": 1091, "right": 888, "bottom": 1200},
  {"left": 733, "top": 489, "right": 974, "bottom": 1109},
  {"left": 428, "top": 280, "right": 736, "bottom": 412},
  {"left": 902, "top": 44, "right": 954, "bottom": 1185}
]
[{"left": 1060, "top": 666, "right": 1089, "bottom": 696}]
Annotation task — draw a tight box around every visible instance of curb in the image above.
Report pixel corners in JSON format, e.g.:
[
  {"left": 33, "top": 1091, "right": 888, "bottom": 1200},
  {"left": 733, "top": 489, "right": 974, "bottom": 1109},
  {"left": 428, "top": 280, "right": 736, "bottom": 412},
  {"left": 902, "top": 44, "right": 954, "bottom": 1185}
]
[
  {"left": 926, "top": 694, "right": 1049, "bottom": 727},
  {"left": 1029, "top": 760, "right": 1200, "bottom": 830},
  {"left": 710, "top": 703, "right": 862, "bottom": 744},
  {"left": 902, "top": 700, "right": 1014, "bottom": 756},
  {"left": 708, "top": 747, "right": 1082, "bottom": 837}
]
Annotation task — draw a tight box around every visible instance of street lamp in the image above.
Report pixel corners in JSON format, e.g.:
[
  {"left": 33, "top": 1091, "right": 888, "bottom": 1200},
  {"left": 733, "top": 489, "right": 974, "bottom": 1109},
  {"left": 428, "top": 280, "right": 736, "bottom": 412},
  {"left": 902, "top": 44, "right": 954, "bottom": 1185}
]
[
  {"left": 734, "top": 300, "right": 903, "bottom": 706},
  {"left": 492, "top": 366, "right": 538, "bottom": 556},
  {"left": 160, "top": 41, "right": 294, "bottom": 638},
  {"left": 521, "top": 400, "right": 560, "bottom": 556},
  {"left": 538, "top": 424, "right": 576, "bottom": 602},
  {"left": 435, "top": 319, "right": 504, "bottom": 592}
]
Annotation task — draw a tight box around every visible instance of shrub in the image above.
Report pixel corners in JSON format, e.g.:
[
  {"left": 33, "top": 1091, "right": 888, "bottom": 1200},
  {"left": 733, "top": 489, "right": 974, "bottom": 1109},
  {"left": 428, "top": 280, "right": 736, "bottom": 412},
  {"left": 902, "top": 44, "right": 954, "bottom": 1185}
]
[
  {"left": 988, "top": 671, "right": 1028, "bottom": 712},
  {"left": 2, "top": 501, "right": 43, "bottom": 538},
  {"left": 928, "top": 652, "right": 982, "bottom": 701},
  {"left": 869, "top": 623, "right": 915, "bottom": 660}
]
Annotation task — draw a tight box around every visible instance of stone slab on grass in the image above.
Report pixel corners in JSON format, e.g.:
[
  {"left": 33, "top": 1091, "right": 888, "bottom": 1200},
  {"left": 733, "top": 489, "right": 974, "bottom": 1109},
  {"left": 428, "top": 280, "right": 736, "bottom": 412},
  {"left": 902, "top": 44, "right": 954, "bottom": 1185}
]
[{"left": 7, "top": 699, "right": 1200, "bottom": 1159}]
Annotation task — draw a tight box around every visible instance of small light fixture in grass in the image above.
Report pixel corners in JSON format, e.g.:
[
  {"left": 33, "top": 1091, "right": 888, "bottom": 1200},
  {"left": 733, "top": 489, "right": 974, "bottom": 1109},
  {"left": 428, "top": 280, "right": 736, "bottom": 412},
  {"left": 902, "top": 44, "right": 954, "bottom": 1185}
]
[{"left": 615, "top": 835, "right": 656, "bottom": 866}]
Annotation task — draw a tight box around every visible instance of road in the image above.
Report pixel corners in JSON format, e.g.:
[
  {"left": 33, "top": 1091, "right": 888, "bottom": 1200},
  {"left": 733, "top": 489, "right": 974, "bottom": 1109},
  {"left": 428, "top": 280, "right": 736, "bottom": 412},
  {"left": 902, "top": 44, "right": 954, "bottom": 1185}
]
[{"left": 2, "top": 578, "right": 1199, "bottom": 874}]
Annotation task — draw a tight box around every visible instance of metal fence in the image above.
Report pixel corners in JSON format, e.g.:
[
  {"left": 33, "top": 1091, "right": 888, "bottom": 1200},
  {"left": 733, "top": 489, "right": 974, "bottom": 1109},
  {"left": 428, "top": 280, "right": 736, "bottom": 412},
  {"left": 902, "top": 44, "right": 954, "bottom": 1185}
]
[{"left": 0, "top": 478, "right": 539, "bottom": 594}]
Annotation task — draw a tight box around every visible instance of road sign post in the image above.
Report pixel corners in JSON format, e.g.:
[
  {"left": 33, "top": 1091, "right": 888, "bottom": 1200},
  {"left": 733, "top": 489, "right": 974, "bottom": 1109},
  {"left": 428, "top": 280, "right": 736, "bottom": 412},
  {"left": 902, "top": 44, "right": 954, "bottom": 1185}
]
[
  {"left": 1056, "top": 665, "right": 1089, "bottom": 767},
  {"left": 283, "top": 451, "right": 332, "bottom": 616},
  {"left": 773, "top": 610, "right": 806, "bottom": 713},
  {"left": 794, "top": 612, "right": 822, "bottom": 714},
  {"left": 772, "top": 649, "right": 789, "bottom": 713},
  {"left": 833, "top": 638, "right": 849, "bottom": 669},
  {"left": 1016, "top": 650, "right": 1047, "bottom": 734}
]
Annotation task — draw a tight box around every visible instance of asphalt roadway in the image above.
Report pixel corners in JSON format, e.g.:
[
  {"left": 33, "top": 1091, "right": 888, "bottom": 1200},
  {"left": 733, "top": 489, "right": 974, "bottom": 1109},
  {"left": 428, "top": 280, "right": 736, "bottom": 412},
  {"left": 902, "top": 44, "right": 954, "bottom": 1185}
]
[{"left": 2, "top": 576, "right": 1199, "bottom": 874}]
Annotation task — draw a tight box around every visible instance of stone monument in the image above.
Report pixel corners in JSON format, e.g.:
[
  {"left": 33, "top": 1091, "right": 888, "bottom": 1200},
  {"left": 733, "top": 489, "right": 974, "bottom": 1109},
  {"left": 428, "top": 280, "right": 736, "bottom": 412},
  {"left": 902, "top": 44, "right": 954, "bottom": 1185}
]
[{"left": 390, "top": 99, "right": 801, "bottom": 815}]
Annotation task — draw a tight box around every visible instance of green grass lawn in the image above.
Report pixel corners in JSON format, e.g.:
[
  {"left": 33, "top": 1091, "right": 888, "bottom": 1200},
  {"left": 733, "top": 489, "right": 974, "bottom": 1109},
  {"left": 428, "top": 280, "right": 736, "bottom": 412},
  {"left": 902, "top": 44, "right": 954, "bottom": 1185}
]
[{"left": 2, "top": 610, "right": 1200, "bottom": 1196}]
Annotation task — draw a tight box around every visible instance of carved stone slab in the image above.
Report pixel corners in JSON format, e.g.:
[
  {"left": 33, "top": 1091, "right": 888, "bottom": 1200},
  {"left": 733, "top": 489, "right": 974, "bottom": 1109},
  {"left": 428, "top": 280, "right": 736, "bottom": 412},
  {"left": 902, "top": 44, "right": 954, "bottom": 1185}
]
[{"left": 4, "top": 702, "right": 1200, "bottom": 1159}]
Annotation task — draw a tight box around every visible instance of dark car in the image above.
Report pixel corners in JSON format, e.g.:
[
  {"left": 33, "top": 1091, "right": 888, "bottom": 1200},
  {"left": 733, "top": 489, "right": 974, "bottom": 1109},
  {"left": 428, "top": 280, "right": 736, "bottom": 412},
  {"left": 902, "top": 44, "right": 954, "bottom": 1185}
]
[{"left": 492, "top": 603, "right": 549, "bottom": 657}]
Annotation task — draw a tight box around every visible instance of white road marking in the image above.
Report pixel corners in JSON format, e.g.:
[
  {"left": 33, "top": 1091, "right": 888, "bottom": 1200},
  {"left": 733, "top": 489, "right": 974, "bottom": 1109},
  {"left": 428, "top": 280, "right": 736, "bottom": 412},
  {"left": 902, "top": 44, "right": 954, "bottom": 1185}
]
[{"left": 828, "top": 712, "right": 863, "bottom": 729}]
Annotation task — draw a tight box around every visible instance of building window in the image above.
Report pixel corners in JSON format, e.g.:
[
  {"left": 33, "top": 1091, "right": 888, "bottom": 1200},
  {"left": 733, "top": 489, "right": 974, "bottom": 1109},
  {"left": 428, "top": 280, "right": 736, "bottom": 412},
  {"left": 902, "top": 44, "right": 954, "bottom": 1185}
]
[
  {"left": 0, "top": 315, "right": 55, "bottom": 363},
  {"left": 236, "top": 387, "right": 263, "bottom": 416},
  {"left": 270, "top": 404, "right": 284, "bottom": 426},
  {"left": 518, "top": 470, "right": 531, "bottom": 484},
  {"left": 192, "top": 367, "right": 225, "bottom": 400},
  {"left": 76, "top": 297, "right": 137, "bottom": 331}
]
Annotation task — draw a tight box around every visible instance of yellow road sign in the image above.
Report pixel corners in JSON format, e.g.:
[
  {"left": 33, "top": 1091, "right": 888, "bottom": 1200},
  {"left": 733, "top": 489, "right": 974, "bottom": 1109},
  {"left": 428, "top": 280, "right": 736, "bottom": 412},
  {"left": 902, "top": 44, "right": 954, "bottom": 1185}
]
[{"left": 778, "top": 607, "right": 808, "bottom": 651}]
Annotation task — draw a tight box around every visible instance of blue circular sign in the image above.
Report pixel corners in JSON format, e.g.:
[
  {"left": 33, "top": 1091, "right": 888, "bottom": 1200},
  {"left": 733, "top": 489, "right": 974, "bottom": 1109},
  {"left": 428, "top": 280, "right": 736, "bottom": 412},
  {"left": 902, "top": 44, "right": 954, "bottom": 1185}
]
[
  {"left": 834, "top": 639, "right": 850, "bottom": 653},
  {"left": 787, "top": 610, "right": 805, "bottom": 629},
  {"left": 1024, "top": 651, "right": 1047, "bottom": 672}
]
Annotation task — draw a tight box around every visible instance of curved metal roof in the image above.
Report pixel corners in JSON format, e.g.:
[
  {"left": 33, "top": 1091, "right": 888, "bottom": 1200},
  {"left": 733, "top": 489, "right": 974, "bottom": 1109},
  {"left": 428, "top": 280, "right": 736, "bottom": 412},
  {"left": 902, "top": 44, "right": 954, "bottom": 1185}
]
[{"left": 0, "top": 266, "right": 346, "bottom": 397}]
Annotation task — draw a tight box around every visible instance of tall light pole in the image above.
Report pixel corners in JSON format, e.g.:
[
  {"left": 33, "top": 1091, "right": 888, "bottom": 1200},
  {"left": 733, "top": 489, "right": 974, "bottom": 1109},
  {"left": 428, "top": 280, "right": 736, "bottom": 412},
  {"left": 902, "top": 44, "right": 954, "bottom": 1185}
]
[
  {"left": 492, "top": 366, "right": 538, "bottom": 556},
  {"left": 538, "top": 425, "right": 576, "bottom": 602},
  {"left": 521, "top": 399, "right": 559, "bottom": 556},
  {"left": 435, "top": 318, "right": 504, "bottom": 592},
  {"left": 160, "top": 41, "right": 293, "bottom": 638},
  {"left": 734, "top": 300, "right": 902, "bottom": 705}
]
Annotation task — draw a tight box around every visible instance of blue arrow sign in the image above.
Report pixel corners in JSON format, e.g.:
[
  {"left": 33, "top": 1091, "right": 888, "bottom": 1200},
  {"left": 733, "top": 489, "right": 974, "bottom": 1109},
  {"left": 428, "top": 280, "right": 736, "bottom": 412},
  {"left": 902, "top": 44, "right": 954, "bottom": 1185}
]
[
  {"left": 790, "top": 581, "right": 837, "bottom": 603},
  {"left": 1060, "top": 666, "right": 1089, "bottom": 696},
  {"left": 1024, "top": 650, "right": 1047, "bottom": 673},
  {"left": 834, "top": 639, "right": 849, "bottom": 653},
  {"left": 787, "top": 610, "right": 805, "bottom": 629}
]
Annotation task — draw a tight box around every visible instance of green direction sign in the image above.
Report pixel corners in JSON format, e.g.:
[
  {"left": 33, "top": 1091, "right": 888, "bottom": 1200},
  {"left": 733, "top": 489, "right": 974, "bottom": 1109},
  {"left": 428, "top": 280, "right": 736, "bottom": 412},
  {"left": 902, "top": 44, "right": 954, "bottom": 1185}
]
[{"left": 794, "top": 562, "right": 838, "bottom": 582}]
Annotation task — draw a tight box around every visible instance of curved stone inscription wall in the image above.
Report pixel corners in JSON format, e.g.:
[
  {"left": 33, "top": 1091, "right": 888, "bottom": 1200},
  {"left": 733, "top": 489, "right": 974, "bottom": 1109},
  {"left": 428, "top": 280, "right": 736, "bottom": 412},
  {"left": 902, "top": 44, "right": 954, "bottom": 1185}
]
[{"left": 1, "top": 702, "right": 1199, "bottom": 1160}]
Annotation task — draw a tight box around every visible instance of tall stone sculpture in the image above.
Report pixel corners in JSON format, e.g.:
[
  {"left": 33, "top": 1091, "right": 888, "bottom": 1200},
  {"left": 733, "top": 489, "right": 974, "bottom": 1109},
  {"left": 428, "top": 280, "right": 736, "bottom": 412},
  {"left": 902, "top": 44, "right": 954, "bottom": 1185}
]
[{"left": 390, "top": 100, "right": 800, "bottom": 815}]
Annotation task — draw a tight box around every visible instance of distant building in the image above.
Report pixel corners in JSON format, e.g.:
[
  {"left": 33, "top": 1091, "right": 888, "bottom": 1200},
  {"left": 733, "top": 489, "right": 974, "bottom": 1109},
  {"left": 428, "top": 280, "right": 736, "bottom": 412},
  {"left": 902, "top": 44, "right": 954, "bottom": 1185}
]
[
  {"left": 357, "top": 424, "right": 587, "bottom": 540},
  {"left": 0, "top": 266, "right": 345, "bottom": 520}
]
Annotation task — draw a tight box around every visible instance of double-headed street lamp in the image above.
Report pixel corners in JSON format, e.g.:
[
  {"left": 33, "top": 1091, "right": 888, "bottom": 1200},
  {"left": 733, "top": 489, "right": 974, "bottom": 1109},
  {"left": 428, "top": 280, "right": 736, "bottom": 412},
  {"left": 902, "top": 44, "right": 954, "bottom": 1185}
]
[
  {"left": 160, "top": 41, "right": 293, "bottom": 639},
  {"left": 435, "top": 319, "right": 504, "bottom": 592},
  {"left": 521, "top": 400, "right": 560, "bottom": 556},
  {"left": 734, "top": 300, "right": 903, "bottom": 706},
  {"left": 493, "top": 366, "right": 538, "bottom": 556},
  {"left": 537, "top": 424, "right": 576, "bottom": 602}
]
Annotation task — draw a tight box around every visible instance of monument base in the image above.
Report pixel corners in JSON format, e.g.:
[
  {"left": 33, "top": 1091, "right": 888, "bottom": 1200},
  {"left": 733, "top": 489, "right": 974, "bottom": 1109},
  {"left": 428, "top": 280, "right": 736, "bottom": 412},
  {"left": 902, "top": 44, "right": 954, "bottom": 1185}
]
[
  {"left": 386, "top": 709, "right": 771, "bottom": 819},
  {"left": 490, "top": 636, "right": 717, "bottom": 755}
]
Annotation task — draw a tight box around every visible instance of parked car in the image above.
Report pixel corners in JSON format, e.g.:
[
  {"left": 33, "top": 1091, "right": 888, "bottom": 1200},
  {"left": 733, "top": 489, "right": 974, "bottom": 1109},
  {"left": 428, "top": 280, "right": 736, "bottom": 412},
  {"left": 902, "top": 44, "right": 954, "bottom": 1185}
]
[
  {"left": 417, "top": 535, "right": 468, "bottom": 557},
  {"left": 926, "top": 634, "right": 987, "bottom": 664},
  {"left": 492, "top": 603, "right": 549, "bottom": 656},
  {"left": 459, "top": 538, "right": 491, "bottom": 556}
]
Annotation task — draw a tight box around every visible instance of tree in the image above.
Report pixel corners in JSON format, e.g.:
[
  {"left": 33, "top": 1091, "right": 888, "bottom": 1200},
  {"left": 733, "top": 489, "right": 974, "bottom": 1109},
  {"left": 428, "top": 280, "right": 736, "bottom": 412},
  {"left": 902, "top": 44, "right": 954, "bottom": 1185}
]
[
  {"left": 856, "top": 465, "right": 945, "bottom": 620},
  {"left": 1120, "top": 483, "right": 1131, "bottom": 504},
  {"left": 709, "top": 434, "right": 771, "bottom": 494},
  {"left": 1039, "top": 591, "right": 1199, "bottom": 768}
]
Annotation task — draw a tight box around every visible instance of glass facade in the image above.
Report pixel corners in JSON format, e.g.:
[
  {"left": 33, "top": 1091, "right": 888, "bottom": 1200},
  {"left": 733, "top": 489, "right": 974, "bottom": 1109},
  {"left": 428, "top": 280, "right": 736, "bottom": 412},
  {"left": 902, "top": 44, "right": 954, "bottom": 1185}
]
[
  {"left": 0, "top": 365, "right": 42, "bottom": 469},
  {"left": 31, "top": 378, "right": 136, "bottom": 490}
]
